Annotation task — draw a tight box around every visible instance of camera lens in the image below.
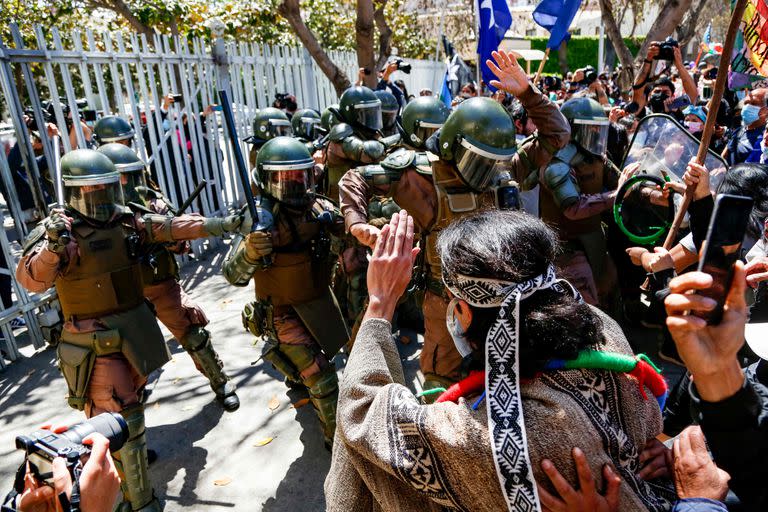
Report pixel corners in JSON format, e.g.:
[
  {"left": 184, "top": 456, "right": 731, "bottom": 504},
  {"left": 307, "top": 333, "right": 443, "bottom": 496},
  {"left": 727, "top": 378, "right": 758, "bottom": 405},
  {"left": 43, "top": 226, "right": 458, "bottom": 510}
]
[{"left": 62, "top": 412, "right": 129, "bottom": 453}]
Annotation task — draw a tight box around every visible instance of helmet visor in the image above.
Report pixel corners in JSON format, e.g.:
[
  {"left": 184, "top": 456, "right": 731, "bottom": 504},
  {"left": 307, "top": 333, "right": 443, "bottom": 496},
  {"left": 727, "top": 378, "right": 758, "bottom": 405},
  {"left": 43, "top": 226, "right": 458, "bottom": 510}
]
[
  {"left": 264, "top": 161, "right": 315, "bottom": 207},
  {"left": 65, "top": 177, "right": 124, "bottom": 222},
  {"left": 454, "top": 137, "right": 515, "bottom": 191},
  {"left": 353, "top": 101, "right": 383, "bottom": 131},
  {"left": 411, "top": 120, "right": 442, "bottom": 147},
  {"left": 300, "top": 117, "right": 321, "bottom": 139},
  {"left": 572, "top": 119, "right": 609, "bottom": 156},
  {"left": 382, "top": 109, "right": 398, "bottom": 130},
  {"left": 120, "top": 170, "right": 148, "bottom": 204},
  {"left": 267, "top": 119, "right": 293, "bottom": 139}
]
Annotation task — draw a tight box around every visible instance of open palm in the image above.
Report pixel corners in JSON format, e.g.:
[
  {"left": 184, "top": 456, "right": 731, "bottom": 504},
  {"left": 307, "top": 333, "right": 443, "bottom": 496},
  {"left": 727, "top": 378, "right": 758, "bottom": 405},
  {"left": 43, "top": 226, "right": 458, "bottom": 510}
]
[{"left": 487, "top": 50, "right": 530, "bottom": 96}]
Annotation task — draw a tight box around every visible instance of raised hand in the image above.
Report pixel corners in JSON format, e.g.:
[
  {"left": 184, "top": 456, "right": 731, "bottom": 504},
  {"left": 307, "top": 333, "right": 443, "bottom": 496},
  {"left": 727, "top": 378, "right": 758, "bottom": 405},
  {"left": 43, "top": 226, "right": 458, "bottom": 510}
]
[{"left": 487, "top": 51, "right": 531, "bottom": 96}]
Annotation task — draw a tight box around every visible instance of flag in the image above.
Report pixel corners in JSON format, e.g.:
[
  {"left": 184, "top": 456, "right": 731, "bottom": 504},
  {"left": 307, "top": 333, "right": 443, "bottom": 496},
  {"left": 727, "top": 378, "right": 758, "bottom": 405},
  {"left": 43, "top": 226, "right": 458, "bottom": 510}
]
[
  {"left": 703, "top": 22, "right": 713, "bottom": 51},
  {"left": 439, "top": 71, "right": 452, "bottom": 108},
  {"left": 729, "top": 0, "right": 768, "bottom": 90},
  {"left": 477, "top": 0, "right": 512, "bottom": 90},
  {"left": 532, "top": 0, "right": 583, "bottom": 50}
]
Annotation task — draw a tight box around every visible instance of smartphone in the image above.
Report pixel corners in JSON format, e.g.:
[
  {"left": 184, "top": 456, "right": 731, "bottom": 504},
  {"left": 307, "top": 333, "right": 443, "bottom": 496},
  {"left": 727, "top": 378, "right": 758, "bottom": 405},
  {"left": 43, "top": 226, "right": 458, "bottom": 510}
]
[
  {"left": 171, "top": 93, "right": 183, "bottom": 102},
  {"left": 668, "top": 94, "right": 691, "bottom": 111},
  {"left": 696, "top": 194, "right": 754, "bottom": 324},
  {"left": 213, "top": 105, "right": 223, "bottom": 111},
  {"left": 82, "top": 109, "right": 97, "bottom": 122}
]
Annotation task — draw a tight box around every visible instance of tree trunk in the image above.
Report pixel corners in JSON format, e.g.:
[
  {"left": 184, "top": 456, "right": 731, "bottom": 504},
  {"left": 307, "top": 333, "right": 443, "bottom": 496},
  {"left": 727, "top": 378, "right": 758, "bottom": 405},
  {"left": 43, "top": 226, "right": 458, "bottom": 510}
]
[
  {"left": 677, "top": 0, "right": 709, "bottom": 52},
  {"left": 356, "top": 0, "right": 377, "bottom": 88},
  {"left": 558, "top": 40, "right": 569, "bottom": 75},
  {"left": 90, "top": 0, "right": 157, "bottom": 41},
  {"left": 278, "top": 0, "right": 351, "bottom": 96},
  {"left": 633, "top": 0, "right": 694, "bottom": 66},
  {"left": 373, "top": 0, "right": 393, "bottom": 71},
  {"left": 599, "top": 0, "right": 636, "bottom": 88}
]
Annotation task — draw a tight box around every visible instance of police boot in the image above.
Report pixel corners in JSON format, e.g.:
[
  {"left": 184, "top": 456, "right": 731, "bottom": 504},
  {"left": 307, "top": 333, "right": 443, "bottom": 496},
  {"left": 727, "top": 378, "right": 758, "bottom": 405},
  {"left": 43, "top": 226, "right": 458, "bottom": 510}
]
[
  {"left": 180, "top": 326, "right": 240, "bottom": 412},
  {"left": 113, "top": 404, "right": 162, "bottom": 511},
  {"left": 420, "top": 374, "right": 456, "bottom": 404},
  {"left": 304, "top": 365, "right": 339, "bottom": 449}
]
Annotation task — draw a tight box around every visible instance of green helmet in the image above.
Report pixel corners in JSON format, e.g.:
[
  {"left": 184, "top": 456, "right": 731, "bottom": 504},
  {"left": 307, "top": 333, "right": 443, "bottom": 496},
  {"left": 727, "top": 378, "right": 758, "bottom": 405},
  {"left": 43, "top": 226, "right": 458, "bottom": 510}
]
[
  {"left": 93, "top": 115, "right": 134, "bottom": 145},
  {"left": 254, "top": 136, "right": 315, "bottom": 208},
  {"left": 248, "top": 107, "right": 292, "bottom": 144},
  {"left": 320, "top": 104, "right": 341, "bottom": 133},
  {"left": 374, "top": 90, "right": 399, "bottom": 132},
  {"left": 437, "top": 97, "right": 517, "bottom": 191},
  {"left": 61, "top": 149, "right": 123, "bottom": 222},
  {"left": 339, "top": 86, "right": 382, "bottom": 131},
  {"left": 291, "top": 109, "right": 321, "bottom": 141},
  {"left": 400, "top": 97, "right": 450, "bottom": 150},
  {"left": 96, "top": 143, "right": 147, "bottom": 204},
  {"left": 560, "top": 97, "right": 609, "bottom": 157}
]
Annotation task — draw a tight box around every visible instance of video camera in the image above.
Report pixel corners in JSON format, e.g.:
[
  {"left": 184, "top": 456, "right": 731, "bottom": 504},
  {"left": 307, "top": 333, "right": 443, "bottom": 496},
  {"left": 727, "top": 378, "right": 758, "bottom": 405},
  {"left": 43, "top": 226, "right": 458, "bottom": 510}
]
[
  {"left": 15, "top": 413, "right": 128, "bottom": 486},
  {"left": 385, "top": 57, "right": 411, "bottom": 74},
  {"left": 25, "top": 98, "right": 88, "bottom": 133},
  {"left": 542, "top": 75, "right": 562, "bottom": 92},
  {"left": 576, "top": 66, "right": 598, "bottom": 87},
  {"left": 273, "top": 92, "right": 297, "bottom": 112},
  {"left": 653, "top": 37, "right": 679, "bottom": 61}
]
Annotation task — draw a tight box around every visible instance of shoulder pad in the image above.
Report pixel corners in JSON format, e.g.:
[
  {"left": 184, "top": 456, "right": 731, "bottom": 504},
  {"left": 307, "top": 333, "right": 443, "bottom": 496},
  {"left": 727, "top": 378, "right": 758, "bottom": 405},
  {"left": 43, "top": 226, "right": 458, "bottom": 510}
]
[
  {"left": 413, "top": 152, "right": 432, "bottom": 175},
  {"left": 553, "top": 143, "right": 579, "bottom": 165},
  {"left": 381, "top": 148, "right": 415, "bottom": 170},
  {"left": 356, "top": 164, "right": 402, "bottom": 186},
  {"left": 329, "top": 123, "right": 354, "bottom": 142},
  {"left": 544, "top": 160, "right": 572, "bottom": 182},
  {"left": 22, "top": 223, "right": 47, "bottom": 256}
]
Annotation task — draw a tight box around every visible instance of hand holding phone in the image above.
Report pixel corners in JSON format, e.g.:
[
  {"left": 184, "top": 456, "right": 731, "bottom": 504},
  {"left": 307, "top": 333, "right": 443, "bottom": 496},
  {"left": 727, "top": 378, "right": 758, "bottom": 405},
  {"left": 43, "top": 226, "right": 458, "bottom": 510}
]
[{"left": 695, "top": 194, "right": 754, "bottom": 324}]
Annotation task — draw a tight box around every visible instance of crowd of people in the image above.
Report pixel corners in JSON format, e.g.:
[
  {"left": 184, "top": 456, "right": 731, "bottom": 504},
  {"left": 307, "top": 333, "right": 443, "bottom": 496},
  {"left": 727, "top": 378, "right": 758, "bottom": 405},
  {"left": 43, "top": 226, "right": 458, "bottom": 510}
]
[{"left": 4, "top": 41, "right": 768, "bottom": 512}]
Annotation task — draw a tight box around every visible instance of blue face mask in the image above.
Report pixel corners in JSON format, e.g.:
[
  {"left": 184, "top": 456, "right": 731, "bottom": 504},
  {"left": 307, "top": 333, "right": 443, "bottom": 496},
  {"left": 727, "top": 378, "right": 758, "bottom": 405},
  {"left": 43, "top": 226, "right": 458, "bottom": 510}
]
[
  {"left": 736, "top": 90, "right": 747, "bottom": 102},
  {"left": 162, "top": 119, "right": 172, "bottom": 131},
  {"left": 742, "top": 104, "right": 762, "bottom": 126}
]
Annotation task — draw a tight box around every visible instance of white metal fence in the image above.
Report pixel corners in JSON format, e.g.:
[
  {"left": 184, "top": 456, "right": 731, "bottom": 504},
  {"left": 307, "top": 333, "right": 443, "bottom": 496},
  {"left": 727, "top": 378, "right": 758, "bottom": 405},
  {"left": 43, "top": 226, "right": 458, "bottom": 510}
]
[{"left": 0, "top": 24, "right": 443, "bottom": 367}]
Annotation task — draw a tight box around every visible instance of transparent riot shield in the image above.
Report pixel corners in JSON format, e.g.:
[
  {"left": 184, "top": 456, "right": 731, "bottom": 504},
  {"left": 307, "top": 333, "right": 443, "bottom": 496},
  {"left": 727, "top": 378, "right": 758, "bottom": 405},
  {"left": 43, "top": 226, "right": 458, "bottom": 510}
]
[{"left": 615, "top": 114, "right": 729, "bottom": 244}]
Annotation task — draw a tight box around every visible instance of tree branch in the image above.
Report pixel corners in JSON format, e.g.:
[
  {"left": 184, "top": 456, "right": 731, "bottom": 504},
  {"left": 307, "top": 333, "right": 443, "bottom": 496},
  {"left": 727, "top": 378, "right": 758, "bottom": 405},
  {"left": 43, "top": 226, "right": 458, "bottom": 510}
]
[
  {"left": 356, "top": 0, "right": 377, "bottom": 88},
  {"left": 91, "top": 0, "right": 156, "bottom": 40},
  {"left": 633, "top": 0, "right": 693, "bottom": 66},
  {"left": 373, "top": 0, "right": 392, "bottom": 71},
  {"left": 599, "top": 0, "right": 636, "bottom": 87},
  {"left": 278, "top": 0, "right": 351, "bottom": 96}
]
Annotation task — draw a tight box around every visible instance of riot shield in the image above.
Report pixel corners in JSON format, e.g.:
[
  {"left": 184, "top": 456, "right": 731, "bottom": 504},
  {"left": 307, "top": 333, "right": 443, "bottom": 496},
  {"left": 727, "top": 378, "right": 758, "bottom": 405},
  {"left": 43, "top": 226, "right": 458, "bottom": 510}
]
[{"left": 615, "top": 114, "right": 728, "bottom": 244}]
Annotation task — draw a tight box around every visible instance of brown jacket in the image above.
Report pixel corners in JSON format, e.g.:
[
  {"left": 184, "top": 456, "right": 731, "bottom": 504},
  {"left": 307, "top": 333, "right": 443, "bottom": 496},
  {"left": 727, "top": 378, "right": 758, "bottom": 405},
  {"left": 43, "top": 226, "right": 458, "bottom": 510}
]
[
  {"left": 338, "top": 85, "right": 571, "bottom": 233},
  {"left": 325, "top": 308, "right": 675, "bottom": 512}
]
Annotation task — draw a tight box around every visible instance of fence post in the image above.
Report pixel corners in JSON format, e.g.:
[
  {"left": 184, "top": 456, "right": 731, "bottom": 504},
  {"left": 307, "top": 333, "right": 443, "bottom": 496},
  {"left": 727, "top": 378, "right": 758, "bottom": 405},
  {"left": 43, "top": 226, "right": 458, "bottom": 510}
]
[{"left": 301, "top": 47, "right": 320, "bottom": 111}]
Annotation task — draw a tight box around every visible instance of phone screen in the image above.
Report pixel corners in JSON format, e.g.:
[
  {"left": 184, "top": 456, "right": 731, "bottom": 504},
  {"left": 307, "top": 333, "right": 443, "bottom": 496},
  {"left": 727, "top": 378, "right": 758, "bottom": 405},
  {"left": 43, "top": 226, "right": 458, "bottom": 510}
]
[
  {"left": 83, "top": 109, "right": 97, "bottom": 122},
  {"left": 696, "top": 194, "right": 754, "bottom": 324}
]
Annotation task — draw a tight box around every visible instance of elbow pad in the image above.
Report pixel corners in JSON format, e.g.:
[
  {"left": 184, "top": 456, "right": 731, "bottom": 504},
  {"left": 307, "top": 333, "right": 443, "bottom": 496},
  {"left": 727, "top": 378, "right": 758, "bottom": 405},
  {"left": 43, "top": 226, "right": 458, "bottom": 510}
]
[
  {"left": 543, "top": 162, "right": 580, "bottom": 209},
  {"left": 222, "top": 234, "right": 262, "bottom": 286},
  {"left": 142, "top": 213, "right": 173, "bottom": 242}
]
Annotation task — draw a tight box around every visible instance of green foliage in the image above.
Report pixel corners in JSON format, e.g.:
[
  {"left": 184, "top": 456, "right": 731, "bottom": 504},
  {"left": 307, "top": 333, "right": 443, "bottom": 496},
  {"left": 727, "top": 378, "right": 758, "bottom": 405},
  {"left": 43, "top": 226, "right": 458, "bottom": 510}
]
[
  {"left": 527, "top": 36, "right": 646, "bottom": 74},
  {"left": 385, "top": 0, "right": 432, "bottom": 59}
]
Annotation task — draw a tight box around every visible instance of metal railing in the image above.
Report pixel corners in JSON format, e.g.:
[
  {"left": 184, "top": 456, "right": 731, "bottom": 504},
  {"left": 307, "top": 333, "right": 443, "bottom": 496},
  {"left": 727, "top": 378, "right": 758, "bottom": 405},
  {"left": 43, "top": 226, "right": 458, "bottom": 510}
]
[{"left": 0, "top": 23, "right": 442, "bottom": 367}]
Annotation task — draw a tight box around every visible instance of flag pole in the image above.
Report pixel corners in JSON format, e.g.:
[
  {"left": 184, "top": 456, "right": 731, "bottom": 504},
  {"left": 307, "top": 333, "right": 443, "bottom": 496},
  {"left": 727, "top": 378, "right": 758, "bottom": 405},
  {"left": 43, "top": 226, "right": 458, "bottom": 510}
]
[
  {"left": 661, "top": 0, "right": 748, "bottom": 249},
  {"left": 475, "top": 0, "right": 482, "bottom": 89},
  {"left": 533, "top": 48, "right": 551, "bottom": 84}
]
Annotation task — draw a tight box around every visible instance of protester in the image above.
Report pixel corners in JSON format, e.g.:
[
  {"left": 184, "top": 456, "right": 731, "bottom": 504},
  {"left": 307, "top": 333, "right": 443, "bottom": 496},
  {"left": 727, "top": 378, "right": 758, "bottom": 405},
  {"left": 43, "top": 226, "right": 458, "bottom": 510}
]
[
  {"left": 723, "top": 88, "right": 768, "bottom": 165},
  {"left": 631, "top": 45, "right": 698, "bottom": 119},
  {"left": 326, "top": 209, "right": 675, "bottom": 511}
]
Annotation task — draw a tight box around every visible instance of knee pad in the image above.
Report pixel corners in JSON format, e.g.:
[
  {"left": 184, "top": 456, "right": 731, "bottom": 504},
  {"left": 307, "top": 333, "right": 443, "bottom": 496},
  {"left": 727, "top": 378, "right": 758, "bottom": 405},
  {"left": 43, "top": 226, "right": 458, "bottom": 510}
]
[{"left": 180, "top": 326, "right": 209, "bottom": 352}]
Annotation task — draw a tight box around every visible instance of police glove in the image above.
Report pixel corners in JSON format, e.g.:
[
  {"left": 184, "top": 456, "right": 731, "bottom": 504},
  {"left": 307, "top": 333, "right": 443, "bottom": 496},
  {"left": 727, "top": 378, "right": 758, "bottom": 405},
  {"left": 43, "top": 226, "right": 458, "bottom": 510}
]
[
  {"left": 44, "top": 209, "right": 72, "bottom": 254},
  {"left": 204, "top": 213, "right": 244, "bottom": 236},
  {"left": 245, "top": 231, "right": 273, "bottom": 262}
]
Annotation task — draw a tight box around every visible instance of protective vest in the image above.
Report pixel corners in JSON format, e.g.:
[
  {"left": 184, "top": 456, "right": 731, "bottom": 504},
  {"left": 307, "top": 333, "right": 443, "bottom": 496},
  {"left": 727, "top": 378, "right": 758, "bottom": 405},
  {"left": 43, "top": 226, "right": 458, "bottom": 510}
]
[
  {"left": 252, "top": 206, "right": 334, "bottom": 306},
  {"left": 424, "top": 160, "right": 497, "bottom": 283},
  {"left": 141, "top": 246, "right": 180, "bottom": 285},
  {"left": 539, "top": 146, "right": 607, "bottom": 239},
  {"left": 55, "top": 217, "right": 144, "bottom": 321}
]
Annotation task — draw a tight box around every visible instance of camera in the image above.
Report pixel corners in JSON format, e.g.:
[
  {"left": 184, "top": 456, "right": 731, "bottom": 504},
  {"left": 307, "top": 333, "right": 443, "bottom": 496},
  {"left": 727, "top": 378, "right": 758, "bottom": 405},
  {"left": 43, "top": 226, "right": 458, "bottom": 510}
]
[
  {"left": 386, "top": 58, "right": 411, "bottom": 74},
  {"left": 15, "top": 413, "right": 128, "bottom": 485},
  {"left": 654, "top": 37, "right": 679, "bottom": 61},
  {"left": 273, "top": 92, "right": 297, "bottom": 111},
  {"left": 542, "top": 75, "right": 562, "bottom": 92}
]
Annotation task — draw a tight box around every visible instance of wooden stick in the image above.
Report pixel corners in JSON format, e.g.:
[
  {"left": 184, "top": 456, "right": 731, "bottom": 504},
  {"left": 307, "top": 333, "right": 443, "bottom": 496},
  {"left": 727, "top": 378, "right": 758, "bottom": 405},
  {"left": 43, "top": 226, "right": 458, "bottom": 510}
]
[
  {"left": 661, "top": 0, "right": 748, "bottom": 249},
  {"left": 533, "top": 47, "right": 551, "bottom": 85}
]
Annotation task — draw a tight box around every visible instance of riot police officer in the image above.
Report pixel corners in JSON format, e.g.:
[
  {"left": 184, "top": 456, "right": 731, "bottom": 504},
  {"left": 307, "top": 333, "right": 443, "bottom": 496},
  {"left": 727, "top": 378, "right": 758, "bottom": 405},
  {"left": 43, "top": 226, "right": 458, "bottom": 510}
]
[
  {"left": 246, "top": 107, "right": 293, "bottom": 168},
  {"left": 291, "top": 108, "right": 322, "bottom": 152},
  {"left": 324, "top": 86, "right": 400, "bottom": 199},
  {"left": 340, "top": 52, "right": 570, "bottom": 395},
  {"left": 223, "top": 137, "right": 348, "bottom": 447},
  {"left": 540, "top": 97, "right": 629, "bottom": 308},
  {"left": 97, "top": 143, "right": 241, "bottom": 412},
  {"left": 93, "top": 115, "right": 135, "bottom": 146},
  {"left": 16, "top": 149, "right": 240, "bottom": 511},
  {"left": 374, "top": 89, "right": 399, "bottom": 136}
]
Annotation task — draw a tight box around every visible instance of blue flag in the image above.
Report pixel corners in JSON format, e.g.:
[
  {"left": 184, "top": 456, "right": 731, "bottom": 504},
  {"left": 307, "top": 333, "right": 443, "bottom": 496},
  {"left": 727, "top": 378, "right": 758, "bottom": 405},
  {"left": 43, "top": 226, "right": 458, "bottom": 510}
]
[
  {"left": 439, "top": 70, "right": 452, "bottom": 108},
  {"left": 532, "top": 0, "right": 582, "bottom": 50},
  {"left": 477, "top": 0, "right": 512, "bottom": 90}
]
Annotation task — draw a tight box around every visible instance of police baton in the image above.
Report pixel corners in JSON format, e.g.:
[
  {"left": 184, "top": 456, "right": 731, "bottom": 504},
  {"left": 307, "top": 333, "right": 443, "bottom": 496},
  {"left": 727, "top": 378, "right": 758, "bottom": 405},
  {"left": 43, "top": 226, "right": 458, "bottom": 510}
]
[
  {"left": 51, "top": 135, "right": 71, "bottom": 246},
  {"left": 661, "top": 0, "right": 747, "bottom": 249},
  {"left": 176, "top": 180, "right": 207, "bottom": 216}
]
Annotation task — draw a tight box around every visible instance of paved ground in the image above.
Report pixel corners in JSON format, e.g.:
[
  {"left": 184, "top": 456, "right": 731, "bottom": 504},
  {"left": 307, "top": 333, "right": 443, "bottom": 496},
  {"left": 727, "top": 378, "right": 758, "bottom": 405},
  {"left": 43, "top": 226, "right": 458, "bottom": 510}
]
[
  {"left": 0, "top": 242, "right": 688, "bottom": 511},
  {"left": 0, "top": 242, "right": 425, "bottom": 511}
]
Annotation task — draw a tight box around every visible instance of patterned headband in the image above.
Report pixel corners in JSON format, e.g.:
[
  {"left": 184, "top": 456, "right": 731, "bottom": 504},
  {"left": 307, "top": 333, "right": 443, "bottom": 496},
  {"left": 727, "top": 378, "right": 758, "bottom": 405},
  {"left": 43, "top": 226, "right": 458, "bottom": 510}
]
[{"left": 446, "top": 264, "right": 581, "bottom": 512}]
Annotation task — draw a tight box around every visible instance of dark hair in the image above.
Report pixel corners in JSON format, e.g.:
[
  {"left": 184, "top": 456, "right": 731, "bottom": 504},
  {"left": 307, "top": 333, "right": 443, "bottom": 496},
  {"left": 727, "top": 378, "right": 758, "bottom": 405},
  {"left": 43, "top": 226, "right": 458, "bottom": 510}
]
[
  {"left": 717, "top": 162, "right": 768, "bottom": 240},
  {"left": 437, "top": 210, "right": 604, "bottom": 377},
  {"left": 652, "top": 76, "right": 676, "bottom": 95}
]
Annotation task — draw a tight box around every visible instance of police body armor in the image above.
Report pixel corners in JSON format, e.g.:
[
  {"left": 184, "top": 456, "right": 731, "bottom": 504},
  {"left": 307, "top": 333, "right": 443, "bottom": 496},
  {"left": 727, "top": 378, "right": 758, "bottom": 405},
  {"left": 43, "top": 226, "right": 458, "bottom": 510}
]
[{"left": 52, "top": 211, "right": 170, "bottom": 410}]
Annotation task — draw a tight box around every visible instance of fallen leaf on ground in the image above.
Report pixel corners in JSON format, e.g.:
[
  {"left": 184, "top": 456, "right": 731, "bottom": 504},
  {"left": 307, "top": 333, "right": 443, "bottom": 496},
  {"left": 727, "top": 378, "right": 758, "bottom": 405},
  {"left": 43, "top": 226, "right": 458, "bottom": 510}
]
[
  {"left": 213, "top": 477, "right": 232, "bottom": 486},
  {"left": 173, "top": 377, "right": 181, "bottom": 384},
  {"left": 268, "top": 395, "right": 280, "bottom": 411},
  {"left": 153, "top": 402, "right": 160, "bottom": 409},
  {"left": 292, "top": 398, "right": 310, "bottom": 409},
  {"left": 182, "top": 405, "right": 194, "bottom": 411},
  {"left": 253, "top": 437, "right": 273, "bottom": 447}
]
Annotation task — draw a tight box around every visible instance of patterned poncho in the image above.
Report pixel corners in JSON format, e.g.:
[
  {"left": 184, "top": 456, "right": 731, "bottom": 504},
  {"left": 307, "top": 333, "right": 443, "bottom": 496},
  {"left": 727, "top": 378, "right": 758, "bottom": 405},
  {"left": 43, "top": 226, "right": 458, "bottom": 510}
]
[{"left": 325, "top": 307, "right": 676, "bottom": 512}]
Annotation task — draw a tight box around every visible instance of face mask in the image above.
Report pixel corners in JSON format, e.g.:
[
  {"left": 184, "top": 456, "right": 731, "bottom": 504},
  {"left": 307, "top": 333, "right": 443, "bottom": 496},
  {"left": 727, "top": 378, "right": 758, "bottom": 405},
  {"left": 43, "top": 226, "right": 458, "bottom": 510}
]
[
  {"left": 685, "top": 121, "right": 703, "bottom": 133},
  {"left": 736, "top": 90, "right": 747, "bottom": 102},
  {"left": 741, "top": 104, "right": 762, "bottom": 126},
  {"left": 649, "top": 92, "right": 669, "bottom": 113},
  {"left": 445, "top": 298, "right": 472, "bottom": 358},
  {"left": 162, "top": 119, "right": 172, "bottom": 132}
]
